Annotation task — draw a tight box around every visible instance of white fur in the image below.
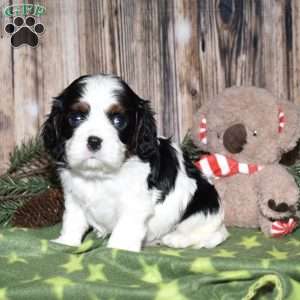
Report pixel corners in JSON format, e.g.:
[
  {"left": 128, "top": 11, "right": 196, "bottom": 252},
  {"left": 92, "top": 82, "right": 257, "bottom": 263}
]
[
  {"left": 52, "top": 75, "right": 228, "bottom": 252},
  {"left": 65, "top": 76, "right": 126, "bottom": 176}
]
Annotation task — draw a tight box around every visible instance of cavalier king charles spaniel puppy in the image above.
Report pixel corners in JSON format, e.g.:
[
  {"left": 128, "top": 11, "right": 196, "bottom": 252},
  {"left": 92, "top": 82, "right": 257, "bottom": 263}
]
[{"left": 42, "top": 74, "right": 228, "bottom": 252}]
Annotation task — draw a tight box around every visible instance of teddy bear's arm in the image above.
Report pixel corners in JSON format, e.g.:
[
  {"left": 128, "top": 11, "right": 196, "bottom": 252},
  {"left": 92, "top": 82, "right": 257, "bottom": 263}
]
[
  {"left": 258, "top": 212, "right": 273, "bottom": 237},
  {"left": 255, "top": 165, "right": 299, "bottom": 237}
]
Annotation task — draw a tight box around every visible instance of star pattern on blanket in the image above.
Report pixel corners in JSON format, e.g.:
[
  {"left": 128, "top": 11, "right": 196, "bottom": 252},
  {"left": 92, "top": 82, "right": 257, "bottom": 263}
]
[
  {"left": 190, "top": 257, "right": 216, "bottom": 273},
  {"left": 41, "top": 239, "right": 49, "bottom": 253},
  {"left": 287, "top": 278, "right": 300, "bottom": 300},
  {"left": 238, "top": 235, "right": 261, "bottom": 249},
  {"left": 1, "top": 225, "right": 300, "bottom": 300},
  {"left": 0, "top": 288, "right": 7, "bottom": 300},
  {"left": 7, "top": 252, "right": 28, "bottom": 264},
  {"left": 87, "top": 264, "right": 107, "bottom": 282},
  {"left": 260, "top": 259, "right": 271, "bottom": 269},
  {"left": 74, "top": 239, "right": 94, "bottom": 254},
  {"left": 159, "top": 249, "right": 181, "bottom": 257},
  {"left": 155, "top": 280, "right": 187, "bottom": 300},
  {"left": 61, "top": 254, "right": 84, "bottom": 273},
  {"left": 287, "top": 238, "right": 300, "bottom": 247},
  {"left": 267, "top": 247, "right": 288, "bottom": 260},
  {"left": 111, "top": 248, "right": 119, "bottom": 260},
  {"left": 45, "top": 276, "right": 74, "bottom": 300},
  {"left": 8, "top": 228, "right": 27, "bottom": 233},
  {"left": 21, "top": 274, "right": 42, "bottom": 284},
  {"left": 139, "top": 258, "right": 163, "bottom": 283},
  {"left": 88, "top": 293, "right": 102, "bottom": 300},
  {"left": 217, "top": 270, "right": 251, "bottom": 280},
  {"left": 214, "top": 249, "right": 237, "bottom": 258}
]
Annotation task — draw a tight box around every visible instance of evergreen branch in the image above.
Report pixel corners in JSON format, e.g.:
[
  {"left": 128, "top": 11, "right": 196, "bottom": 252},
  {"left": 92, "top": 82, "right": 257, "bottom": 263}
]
[
  {"left": 10, "top": 166, "right": 53, "bottom": 180},
  {"left": 7, "top": 137, "right": 47, "bottom": 175},
  {"left": 0, "top": 199, "right": 24, "bottom": 227},
  {"left": 0, "top": 193, "right": 43, "bottom": 202},
  {"left": 288, "top": 164, "right": 300, "bottom": 180},
  {"left": 180, "top": 130, "right": 205, "bottom": 161},
  {"left": 0, "top": 176, "right": 52, "bottom": 197},
  {"left": 288, "top": 164, "right": 300, "bottom": 208},
  {"left": 0, "top": 136, "right": 62, "bottom": 227}
]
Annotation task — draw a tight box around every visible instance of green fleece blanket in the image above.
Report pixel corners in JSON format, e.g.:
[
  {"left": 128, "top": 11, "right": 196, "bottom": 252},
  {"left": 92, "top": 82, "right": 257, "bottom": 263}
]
[{"left": 0, "top": 225, "right": 300, "bottom": 300}]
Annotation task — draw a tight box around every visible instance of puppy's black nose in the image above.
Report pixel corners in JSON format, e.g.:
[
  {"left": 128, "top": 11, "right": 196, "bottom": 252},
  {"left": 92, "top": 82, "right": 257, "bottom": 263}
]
[{"left": 87, "top": 136, "right": 102, "bottom": 151}]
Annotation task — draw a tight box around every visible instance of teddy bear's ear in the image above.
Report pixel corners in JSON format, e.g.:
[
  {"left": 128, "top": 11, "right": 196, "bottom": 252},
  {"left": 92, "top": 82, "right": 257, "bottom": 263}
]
[
  {"left": 191, "top": 104, "right": 210, "bottom": 152},
  {"left": 277, "top": 101, "right": 300, "bottom": 153}
]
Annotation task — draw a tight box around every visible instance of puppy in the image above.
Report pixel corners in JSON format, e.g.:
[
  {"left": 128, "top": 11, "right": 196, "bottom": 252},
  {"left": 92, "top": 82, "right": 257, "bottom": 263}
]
[{"left": 42, "top": 74, "right": 228, "bottom": 252}]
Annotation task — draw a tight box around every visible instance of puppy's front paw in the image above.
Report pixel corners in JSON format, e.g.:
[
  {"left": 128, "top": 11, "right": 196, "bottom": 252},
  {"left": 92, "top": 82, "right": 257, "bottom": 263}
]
[
  {"left": 107, "top": 239, "right": 141, "bottom": 252},
  {"left": 51, "top": 237, "right": 82, "bottom": 247},
  {"left": 162, "top": 232, "right": 190, "bottom": 248},
  {"left": 93, "top": 227, "right": 108, "bottom": 239}
]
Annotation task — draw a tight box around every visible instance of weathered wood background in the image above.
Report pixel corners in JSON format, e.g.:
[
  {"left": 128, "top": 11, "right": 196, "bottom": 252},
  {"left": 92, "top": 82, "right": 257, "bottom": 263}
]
[{"left": 0, "top": 0, "right": 299, "bottom": 173}]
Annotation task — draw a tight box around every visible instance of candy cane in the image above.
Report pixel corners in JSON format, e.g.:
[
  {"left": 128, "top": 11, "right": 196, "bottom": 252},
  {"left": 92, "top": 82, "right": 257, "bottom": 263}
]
[
  {"left": 198, "top": 117, "right": 207, "bottom": 144},
  {"left": 271, "top": 218, "right": 297, "bottom": 237}
]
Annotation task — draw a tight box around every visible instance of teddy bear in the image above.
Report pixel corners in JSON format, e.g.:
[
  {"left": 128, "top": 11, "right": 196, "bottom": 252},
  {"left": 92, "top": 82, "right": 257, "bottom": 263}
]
[{"left": 191, "top": 86, "right": 300, "bottom": 237}]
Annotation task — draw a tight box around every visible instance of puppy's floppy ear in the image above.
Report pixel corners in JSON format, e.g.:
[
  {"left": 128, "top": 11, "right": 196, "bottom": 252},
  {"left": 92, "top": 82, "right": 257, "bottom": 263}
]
[
  {"left": 134, "top": 99, "right": 158, "bottom": 161},
  {"left": 41, "top": 99, "right": 64, "bottom": 160}
]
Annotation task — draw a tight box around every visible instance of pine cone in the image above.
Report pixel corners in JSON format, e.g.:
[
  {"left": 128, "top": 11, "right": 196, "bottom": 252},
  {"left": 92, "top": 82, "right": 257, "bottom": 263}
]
[{"left": 11, "top": 188, "right": 64, "bottom": 228}]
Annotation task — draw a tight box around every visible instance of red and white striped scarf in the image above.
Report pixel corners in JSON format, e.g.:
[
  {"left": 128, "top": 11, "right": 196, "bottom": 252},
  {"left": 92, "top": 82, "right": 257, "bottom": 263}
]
[
  {"left": 194, "top": 154, "right": 298, "bottom": 237},
  {"left": 194, "top": 153, "right": 263, "bottom": 179}
]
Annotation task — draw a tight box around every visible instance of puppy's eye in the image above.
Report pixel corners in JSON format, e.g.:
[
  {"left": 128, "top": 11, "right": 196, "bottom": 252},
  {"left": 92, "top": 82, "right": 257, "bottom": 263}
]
[
  {"left": 68, "top": 112, "right": 85, "bottom": 127},
  {"left": 111, "top": 114, "right": 127, "bottom": 130},
  {"left": 253, "top": 130, "right": 258, "bottom": 137}
]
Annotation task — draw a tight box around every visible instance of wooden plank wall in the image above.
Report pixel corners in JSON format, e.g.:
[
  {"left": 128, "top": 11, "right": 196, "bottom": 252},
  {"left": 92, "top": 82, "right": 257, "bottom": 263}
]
[{"left": 0, "top": 0, "right": 299, "bottom": 174}]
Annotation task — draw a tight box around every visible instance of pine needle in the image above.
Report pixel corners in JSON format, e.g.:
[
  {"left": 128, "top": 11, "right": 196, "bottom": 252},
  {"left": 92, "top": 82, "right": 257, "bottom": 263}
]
[
  {"left": 0, "top": 136, "right": 61, "bottom": 227},
  {"left": 288, "top": 164, "right": 300, "bottom": 190},
  {"left": 0, "top": 176, "right": 51, "bottom": 198},
  {"left": 7, "top": 137, "right": 48, "bottom": 175},
  {"left": 180, "top": 130, "right": 206, "bottom": 161},
  {"left": 0, "top": 199, "right": 24, "bottom": 227}
]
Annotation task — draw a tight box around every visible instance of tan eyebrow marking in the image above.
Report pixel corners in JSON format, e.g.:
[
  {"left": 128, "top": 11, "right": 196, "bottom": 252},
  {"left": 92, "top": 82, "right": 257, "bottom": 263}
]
[
  {"left": 70, "top": 101, "right": 90, "bottom": 113},
  {"left": 107, "top": 103, "right": 125, "bottom": 114}
]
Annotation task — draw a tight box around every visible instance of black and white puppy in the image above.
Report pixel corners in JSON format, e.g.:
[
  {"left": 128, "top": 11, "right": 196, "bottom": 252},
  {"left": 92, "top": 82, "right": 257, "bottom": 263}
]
[{"left": 42, "top": 74, "right": 228, "bottom": 252}]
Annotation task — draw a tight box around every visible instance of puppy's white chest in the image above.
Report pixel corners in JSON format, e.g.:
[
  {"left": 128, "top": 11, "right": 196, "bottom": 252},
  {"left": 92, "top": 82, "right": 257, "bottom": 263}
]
[
  {"left": 60, "top": 158, "right": 151, "bottom": 231},
  {"left": 68, "top": 175, "right": 119, "bottom": 230}
]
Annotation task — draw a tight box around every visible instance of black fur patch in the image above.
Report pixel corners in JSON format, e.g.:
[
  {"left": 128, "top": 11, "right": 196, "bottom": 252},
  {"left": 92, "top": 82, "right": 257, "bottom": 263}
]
[
  {"left": 113, "top": 81, "right": 179, "bottom": 200},
  {"left": 180, "top": 153, "right": 220, "bottom": 221},
  {"left": 149, "top": 138, "right": 179, "bottom": 202},
  {"left": 111, "top": 79, "right": 147, "bottom": 153},
  {"left": 41, "top": 75, "right": 90, "bottom": 165}
]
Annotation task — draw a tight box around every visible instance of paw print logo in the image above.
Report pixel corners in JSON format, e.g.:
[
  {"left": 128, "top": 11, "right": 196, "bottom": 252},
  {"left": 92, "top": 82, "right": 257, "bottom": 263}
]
[{"left": 5, "top": 16, "right": 45, "bottom": 48}]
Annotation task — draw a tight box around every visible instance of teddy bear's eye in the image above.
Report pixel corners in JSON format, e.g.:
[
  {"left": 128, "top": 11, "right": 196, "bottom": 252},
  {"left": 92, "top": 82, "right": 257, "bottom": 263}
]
[
  {"left": 217, "top": 132, "right": 221, "bottom": 139},
  {"left": 253, "top": 130, "right": 258, "bottom": 137}
]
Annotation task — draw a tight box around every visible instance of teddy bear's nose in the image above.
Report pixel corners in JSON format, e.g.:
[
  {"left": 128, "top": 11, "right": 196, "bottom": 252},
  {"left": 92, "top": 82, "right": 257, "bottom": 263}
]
[{"left": 223, "top": 123, "right": 247, "bottom": 154}]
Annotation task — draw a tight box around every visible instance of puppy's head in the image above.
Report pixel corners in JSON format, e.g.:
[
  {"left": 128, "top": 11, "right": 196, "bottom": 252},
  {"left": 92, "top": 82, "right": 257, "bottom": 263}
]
[{"left": 41, "top": 74, "right": 158, "bottom": 175}]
